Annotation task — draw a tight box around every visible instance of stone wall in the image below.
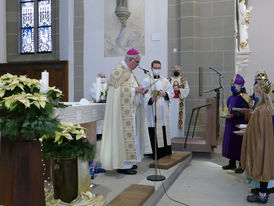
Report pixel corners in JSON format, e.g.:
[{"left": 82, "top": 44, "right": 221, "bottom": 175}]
[
  {"left": 74, "top": 0, "right": 84, "bottom": 101},
  {"left": 168, "top": 0, "right": 235, "bottom": 138}
]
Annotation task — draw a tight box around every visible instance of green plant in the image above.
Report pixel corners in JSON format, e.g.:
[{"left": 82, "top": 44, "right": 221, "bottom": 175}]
[
  {"left": 0, "top": 73, "right": 61, "bottom": 141},
  {"left": 41, "top": 122, "right": 95, "bottom": 160}
]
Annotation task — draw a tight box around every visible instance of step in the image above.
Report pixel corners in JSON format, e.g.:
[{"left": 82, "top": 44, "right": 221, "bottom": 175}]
[
  {"left": 107, "top": 184, "right": 154, "bottom": 206},
  {"left": 91, "top": 153, "right": 192, "bottom": 205},
  {"left": 149, "top": 151, "right": 191, "bottom": 169},
  {"left": 172, "top": 137, "right": 213, "bottom": 152}
]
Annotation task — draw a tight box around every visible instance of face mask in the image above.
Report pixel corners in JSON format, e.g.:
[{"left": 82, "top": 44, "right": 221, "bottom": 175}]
[
  {"left": 153, "top": 69, "right": 161, "bottom": 76},
  {"left": 231, "top": 86, "right": 238, "bottom": 93},
  {"left": 252, "top": 93, "right": 259, "bottom": 102},
  {"left": 101, "top": 78, "right": 106, "bottom": 83},
  {"left": 174, "top": 71, "right": 180, "bottom": 77}
]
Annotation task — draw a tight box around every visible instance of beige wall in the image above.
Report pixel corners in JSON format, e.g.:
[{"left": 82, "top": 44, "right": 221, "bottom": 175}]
[
  {"left": 168, "top": 0, "right": 235, "bottom": 138},
  {"left": 245, "top": 0, "right": 274, "bottom": 90}
]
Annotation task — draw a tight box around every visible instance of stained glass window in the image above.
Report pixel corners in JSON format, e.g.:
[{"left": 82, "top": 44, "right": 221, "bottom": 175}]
[
  {"left": 20, "top": 0, "right": 52, "bottom": 54},
  {"left": 38, "top": 27, "right": 52, "bottom": 52},
  {"left": 38, "top": 0, "right": 52, "bottom": 52},
  {"left": 38, "top": 0, "right": 51, "bottom": 27},
  {"left": 21, "top": 28, "right": 35, "bottom": 53},
  {"left": 20, "top": 1, "right": 34, "bottom": 53}
]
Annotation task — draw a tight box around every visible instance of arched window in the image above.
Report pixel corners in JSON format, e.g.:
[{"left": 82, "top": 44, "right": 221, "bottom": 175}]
[{"left": 20, "top": 0, "right": 52, "bottom": 54}]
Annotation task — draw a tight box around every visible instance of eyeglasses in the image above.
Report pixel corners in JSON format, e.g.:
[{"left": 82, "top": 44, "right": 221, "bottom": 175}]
[
  {"left": 133, "top": 59, "right": 140, "bottom": 64},
  {"left": 152, "top": 67, "right": 161, "bottom": 70}
]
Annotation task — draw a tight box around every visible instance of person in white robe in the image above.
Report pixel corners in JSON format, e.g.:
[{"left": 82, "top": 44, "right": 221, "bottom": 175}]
[
  {"left": 142, "top": 60, "right": 174, "bottom": 160},
  {"left": 89, "top": 73, "right": 107, "bottom": 137},
  {"left": 100, "top": 48, "right": 152, "bottom": 175},
  {"left": 89, "top": 73, "right": 107, "bottom": 103},
  {"left": 168, "top": 65, "right": 190, "bottom": 138}
]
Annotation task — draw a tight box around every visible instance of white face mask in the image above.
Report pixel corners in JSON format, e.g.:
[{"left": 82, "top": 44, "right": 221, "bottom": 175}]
[
  {"left": 101, "top": 78, "right": 106, "bottom": 83},
  {"left": 153, "top": 69, "right": 161, "bottom": 76}
]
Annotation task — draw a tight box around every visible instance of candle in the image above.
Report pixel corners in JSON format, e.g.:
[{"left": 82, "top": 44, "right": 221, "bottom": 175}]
[{"left": 41, "top": 70, "right": 49, "bottom": 88}]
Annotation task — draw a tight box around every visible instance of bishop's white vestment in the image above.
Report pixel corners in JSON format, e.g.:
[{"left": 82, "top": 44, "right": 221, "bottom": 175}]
[{"left": 100, "top": 61, "right": 152, "bottom": 170}]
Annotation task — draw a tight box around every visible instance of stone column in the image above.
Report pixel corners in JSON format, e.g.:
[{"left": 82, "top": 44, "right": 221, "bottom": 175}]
[{"left": 0, "top": 0, "right": 6, "bottom": 63}]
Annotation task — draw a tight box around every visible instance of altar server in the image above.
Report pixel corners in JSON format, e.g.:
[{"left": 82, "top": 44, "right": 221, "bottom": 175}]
[
  {"left": 142, "top": 60, "right": 174, "bottom": 159},
  {"left": 90, "top": 73, "right": 107, "bottom": 103},
  {"left": 90, "top": 73, "right": 107, "bottom": 138}
]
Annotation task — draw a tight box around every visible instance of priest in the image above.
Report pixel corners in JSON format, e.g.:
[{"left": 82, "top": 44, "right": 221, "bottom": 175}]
[
  {"left": 168, "top": 65, "right": 190, "bottom": 138},
  {"left": 142, "top": 60, "right": 174, "bottom": 159},
  {"left": 100, "top": 48, "right": 152, "bottom": 175}
]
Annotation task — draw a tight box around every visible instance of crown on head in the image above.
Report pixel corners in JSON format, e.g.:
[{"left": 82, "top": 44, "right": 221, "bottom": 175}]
[
  {"left": 257, "top": 79, "right": 271, "bottom": 94},
  {"left": 255, "top": 71, "right": 268, "bottom": 81}
]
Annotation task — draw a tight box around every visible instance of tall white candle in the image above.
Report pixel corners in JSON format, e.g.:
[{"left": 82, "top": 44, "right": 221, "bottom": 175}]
[{"left": 41, "top": 70, "right": 49, "bottom": 88}]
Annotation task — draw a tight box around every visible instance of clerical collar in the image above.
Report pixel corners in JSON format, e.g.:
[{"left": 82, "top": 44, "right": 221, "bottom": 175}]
[
  {"left": 121, "top": 60, "right": 132, "bottom": 72},
  {"left": 154, "top": 75, "right": 160, "bottom": 79}
]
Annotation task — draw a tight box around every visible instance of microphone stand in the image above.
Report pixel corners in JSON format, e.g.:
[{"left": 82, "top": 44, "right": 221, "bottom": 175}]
[
  {"left": 139, "top": 67, "right": 165, "bottom": 181},
  {"left": 205, "top": 67, "right": 224, "bottom": 139}
]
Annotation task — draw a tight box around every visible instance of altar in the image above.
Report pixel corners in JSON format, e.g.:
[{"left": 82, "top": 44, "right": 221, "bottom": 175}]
[{"left": 54, "top": 102, "right": 105, "bottom": 143}]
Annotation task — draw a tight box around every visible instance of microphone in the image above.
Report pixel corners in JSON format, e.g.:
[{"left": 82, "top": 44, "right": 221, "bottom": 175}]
[
  {"left": 138, "top": 66, "right": 150, "bottom": 74},
  {"left": 209, "top": 67, "right": 224, "bottom": 78}
]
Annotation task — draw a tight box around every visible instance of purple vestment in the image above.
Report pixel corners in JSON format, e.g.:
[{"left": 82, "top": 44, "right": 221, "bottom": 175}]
[{"left": 222, "top": 95, "right": 248, "bottom": 161}]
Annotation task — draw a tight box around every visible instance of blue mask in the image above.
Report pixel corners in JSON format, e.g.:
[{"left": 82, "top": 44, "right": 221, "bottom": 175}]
[
  {"left": 252, "top": 93, "right": 259, "bottom": 102},
  {"left": 231, "top": 86, "right": 238, "bottom": 93}
]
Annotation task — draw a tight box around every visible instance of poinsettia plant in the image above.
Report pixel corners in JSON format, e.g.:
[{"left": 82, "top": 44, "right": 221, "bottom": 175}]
[
  {"left": 0, "top": 73, "right": 61, "bottom": 141},
  {"left": 41, "top": 122, "right": 95, "bottom": 160}
]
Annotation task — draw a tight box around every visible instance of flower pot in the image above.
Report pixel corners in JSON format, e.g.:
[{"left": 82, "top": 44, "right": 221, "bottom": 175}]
[
  {"left": 0, "top": 138, "right": 45, "bottom": 206},
  {"left": 52, "top": 158, "right": 78, "bottom": 203}
]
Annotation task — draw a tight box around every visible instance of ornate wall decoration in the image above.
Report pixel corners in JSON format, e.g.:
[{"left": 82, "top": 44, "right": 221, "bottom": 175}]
[{"left": 104, "top": 0, "right": 145, "bottom": 57}]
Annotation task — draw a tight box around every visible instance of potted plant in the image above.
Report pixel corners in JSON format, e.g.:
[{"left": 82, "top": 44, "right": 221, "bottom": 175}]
[
  {"left": 41, "top": 122, "right": 95, "bottom": 203},
  {"left": 0, "top": 73, "right": 62, "bottom": 206}
]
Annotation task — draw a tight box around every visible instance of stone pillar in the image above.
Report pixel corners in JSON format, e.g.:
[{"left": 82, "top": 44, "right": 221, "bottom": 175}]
[{"left": 0, "top": 0, "right": 6, "bottom": 63}]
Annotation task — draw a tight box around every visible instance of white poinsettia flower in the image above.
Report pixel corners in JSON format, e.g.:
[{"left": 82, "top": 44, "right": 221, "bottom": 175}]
[
  {"left": 0, "top": 87, "right": 5, "bottom": 98},
  {"left": 3, "top": 92, "right": 31, "bottom": 109},
  {"left": 30, "top": 93, "right": 48, "bottom": 109},
  {"left": 53, "top": 122, "right": 87, "bottom": 143},
  {"left": 47, "top": 86, "right": 63, "bottom": 98}
]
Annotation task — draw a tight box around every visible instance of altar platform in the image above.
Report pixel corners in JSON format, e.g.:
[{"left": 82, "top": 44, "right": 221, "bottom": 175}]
[{"left": 91, "top": 151, "right": 192, "bottom": 206}]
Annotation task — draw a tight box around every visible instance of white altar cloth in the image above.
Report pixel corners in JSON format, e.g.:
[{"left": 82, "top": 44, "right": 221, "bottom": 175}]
[{"left": 54, "top": 103, "right": 105, "bottom": 124}]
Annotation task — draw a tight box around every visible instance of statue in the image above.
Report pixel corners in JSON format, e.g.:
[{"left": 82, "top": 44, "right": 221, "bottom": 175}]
[
  {"left": 115, "top": 0, "right": 130, "bottom": 27},
  {"left": 237, "top": 0, "right": 252, "bottom": 52},
  {"left": 117, "top": 0, "right": 128, "bottom": 8}
]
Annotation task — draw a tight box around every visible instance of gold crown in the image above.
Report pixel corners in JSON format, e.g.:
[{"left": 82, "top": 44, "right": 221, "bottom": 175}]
[
  {"left": 257, "top": 79, "right": 271, "bottom": 94},
  {"left": 255, "top": 71, "right": 268, "bottom": 81}
]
